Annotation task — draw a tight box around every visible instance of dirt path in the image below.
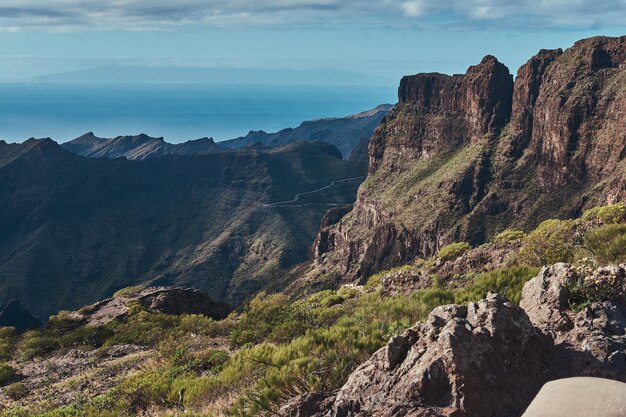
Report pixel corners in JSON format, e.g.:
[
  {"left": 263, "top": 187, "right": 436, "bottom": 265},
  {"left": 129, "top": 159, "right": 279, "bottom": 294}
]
[{"left": 262, "top": 176, "right": 365, "bottom": 207}]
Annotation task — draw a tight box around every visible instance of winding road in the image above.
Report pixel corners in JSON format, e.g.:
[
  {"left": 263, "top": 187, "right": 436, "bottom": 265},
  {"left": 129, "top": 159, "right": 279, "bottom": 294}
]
[{"left": 262, "top": 176, "right": 365, "bottom": 208}]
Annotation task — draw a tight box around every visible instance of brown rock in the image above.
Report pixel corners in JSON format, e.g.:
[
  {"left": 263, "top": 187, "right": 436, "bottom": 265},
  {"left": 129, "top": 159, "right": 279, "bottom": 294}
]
[
  {"left": 520, "top": 264, "right": 626, "bottom": 380},
  {"left": 322, "top": 293, "right": 552, "bottom": 417}
]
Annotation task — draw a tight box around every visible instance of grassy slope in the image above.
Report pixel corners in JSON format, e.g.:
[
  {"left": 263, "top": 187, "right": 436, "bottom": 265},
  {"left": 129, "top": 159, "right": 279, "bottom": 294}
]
[{"left": 0, "top": 204, "right": 623, "bottom": 417}]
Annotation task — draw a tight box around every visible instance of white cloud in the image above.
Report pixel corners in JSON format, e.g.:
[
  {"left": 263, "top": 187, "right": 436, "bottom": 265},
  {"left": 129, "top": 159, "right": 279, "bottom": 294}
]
[{"left": 0, "top": 0, "right": 624, "bottom": 31}]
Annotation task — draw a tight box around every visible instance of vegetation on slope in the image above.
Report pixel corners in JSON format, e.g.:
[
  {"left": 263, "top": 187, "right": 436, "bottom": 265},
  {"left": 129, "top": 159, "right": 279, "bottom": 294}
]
[{"left": 0, "top": 204, "right": 624, "bottom": 417}]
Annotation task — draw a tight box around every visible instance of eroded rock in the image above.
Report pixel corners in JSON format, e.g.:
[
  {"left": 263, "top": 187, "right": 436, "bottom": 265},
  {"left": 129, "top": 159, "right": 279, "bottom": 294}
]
[{"left": 322, "top": 293, "right": 552, "bottom": 417}]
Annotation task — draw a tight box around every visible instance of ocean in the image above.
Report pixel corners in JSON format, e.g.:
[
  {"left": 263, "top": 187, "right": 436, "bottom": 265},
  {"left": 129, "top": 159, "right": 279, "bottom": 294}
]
[{"left": 0, "top": 83, "right": 396, "bottom": 143}]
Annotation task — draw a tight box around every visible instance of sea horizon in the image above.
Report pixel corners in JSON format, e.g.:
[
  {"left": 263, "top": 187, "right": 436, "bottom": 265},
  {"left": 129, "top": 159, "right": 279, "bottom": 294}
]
[{"left": 0, "top": 82, "right": 396, "bottom": 144}]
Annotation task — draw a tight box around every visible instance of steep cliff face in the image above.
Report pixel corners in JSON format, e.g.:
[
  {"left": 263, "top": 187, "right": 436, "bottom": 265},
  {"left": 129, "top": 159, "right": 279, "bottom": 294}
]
[{"left": 310, "top": 36, "right": 626, "bottom": 283}]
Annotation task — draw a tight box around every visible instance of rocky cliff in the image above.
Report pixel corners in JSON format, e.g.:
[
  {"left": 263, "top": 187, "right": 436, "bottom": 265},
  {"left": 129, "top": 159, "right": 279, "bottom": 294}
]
[{"left": 310, "top": 36, "right": 626, "bottom": 283}]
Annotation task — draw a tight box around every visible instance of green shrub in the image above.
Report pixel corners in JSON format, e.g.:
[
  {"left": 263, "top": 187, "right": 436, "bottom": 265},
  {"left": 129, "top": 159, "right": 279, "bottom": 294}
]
[
  {"left": 582, "top": 203, "right": 626, "bottom": 224},
  {"left": 583, "top": 224, "right": 626, "bottom": 264},
  {"left": 60, "top": 325, "right": 114, "bottom": 348},
  {"left": 0, "top": 363, "right": 16, "bottom": 385},
  {"left": 4, "top": 382, "right": 28, "bottom": 400},
  {"left": 566, "top": 271, "right": 624, "bottom": 312},
  {"left": 229, "top": 292, "right": 298, "bottom": 346},
  {"left": 113, "top": 285, "right": 146, "bottom": 298},
  {"left": 437, "top": 242, "right": 471, "bottom": 262},
  {"left": 494, "top": 229, "right": 526, "bottom": 242},
  {"left": 517, "top": 219, "right": 578, "bottom": 266},
  {"left": 0, "top": 327, "right": 16, "bottom": 361},
  {"left": 454, "top": 266, "right": 540, "bottom": 305},
  {"left": 48, "top": 311, "right": 85, "bottom": 334},
  {"left": 19, "top": 332, "right": 58, "bottom": 360}
]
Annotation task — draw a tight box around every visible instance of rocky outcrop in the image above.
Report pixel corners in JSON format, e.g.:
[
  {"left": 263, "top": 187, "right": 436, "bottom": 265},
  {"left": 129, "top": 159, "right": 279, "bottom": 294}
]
[
  {"left": 136, "top": 286, "right": 232, "bottom": 318},
  {"left": 295, "top": 293, "right": 553, "bottom": 417},
  {"left": 69, "top": 287, "right": 231, "bottom": 327},
  {"left": 309, "top": 36, "right": 626, "bottom": 284},
  {"left": 521, "top": 263, "right": 626, "bottom": 380},
  {"left": 287, "top": 263, "right": 626, "bottom": 417}
]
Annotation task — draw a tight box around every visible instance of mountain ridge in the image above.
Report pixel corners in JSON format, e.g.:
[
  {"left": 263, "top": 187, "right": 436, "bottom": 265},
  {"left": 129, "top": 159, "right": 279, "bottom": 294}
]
[{"left": 61, "top": 104, "right": 392, "bottom": 160}]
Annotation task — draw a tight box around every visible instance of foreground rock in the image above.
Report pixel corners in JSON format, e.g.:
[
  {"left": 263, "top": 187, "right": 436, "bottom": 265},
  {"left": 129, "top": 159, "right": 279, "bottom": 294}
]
[
  {"left": 286, "top": 293, "right": 552, "bottom": 417},
  {"left": 285, "top": 263, "right": 626, "bottom": 417}
]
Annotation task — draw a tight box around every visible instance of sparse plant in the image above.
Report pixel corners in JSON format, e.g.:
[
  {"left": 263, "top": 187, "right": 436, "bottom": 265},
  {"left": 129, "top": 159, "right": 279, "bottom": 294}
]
[
  {"left": 494, "top": 229, "right": 526, "bottom": 242},
  {"left": 4, "top": 382, "right": 28, "bottom": 400},
  {"left": 0, "top": 363, "right": 17, "bottom": 385},
  {"left": 437, "top": 242, "right": 471, "bottom": 262}
]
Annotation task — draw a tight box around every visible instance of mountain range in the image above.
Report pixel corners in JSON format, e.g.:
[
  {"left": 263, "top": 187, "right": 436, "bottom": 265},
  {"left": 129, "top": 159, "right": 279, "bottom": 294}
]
[{"left": 61, "top": 104, "right": 392, "bottom": 161}]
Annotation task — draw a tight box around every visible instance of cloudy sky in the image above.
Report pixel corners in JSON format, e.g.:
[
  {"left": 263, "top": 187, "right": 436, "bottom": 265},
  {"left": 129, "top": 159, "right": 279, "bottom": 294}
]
[{"left": 0, "top": 0, "right": 625, "bottom": 81}]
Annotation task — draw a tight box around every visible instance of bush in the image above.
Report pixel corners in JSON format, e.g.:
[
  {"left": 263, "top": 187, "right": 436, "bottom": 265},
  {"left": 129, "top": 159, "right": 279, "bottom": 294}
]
[
  {"left": 584, "top": 224, "right": 626, "bottom": 264},
  {"left": 582, "top": 203, "right": 626, "bottom": 224},
  {"left": 494, "top": 229, "right": 526, "bottom": 242},
  {"left": 4, "top": 382, "right": 28, "bottom": 400},
  {"left": 113, "top": 285, "right": 146, "bottom": 299},
  {"left": 437, "top": 242, "right": 471, "bottom": 262},
  {"left": 364, "top": 265, "right": 417, "bottom": 290},
  {"left": 60, "top": 325, "right": 115, "bottom": 348},
  {"left": 566, "top": 270, "right": 624, "bottom": 312},
  {"left": 18, "top": 332, "right": 58, "bottom": 360},
  {"left": 517, "top": 219, "right": 578, "bottom": 266},
  {"left": 0, "top": 327, "right": 16, "bottom": 361},
  {"left": 454, "top": 266, "right": 540, "bottom": 305},
  {"left": 0, "top": 363, "right": 16, "bottom": 385}
]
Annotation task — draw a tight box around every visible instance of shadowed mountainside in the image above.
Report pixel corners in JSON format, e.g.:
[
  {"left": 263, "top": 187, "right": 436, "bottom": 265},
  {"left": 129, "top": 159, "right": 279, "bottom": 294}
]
[{"left": 0, "top": 139, "right": 365, "bottom": 319}]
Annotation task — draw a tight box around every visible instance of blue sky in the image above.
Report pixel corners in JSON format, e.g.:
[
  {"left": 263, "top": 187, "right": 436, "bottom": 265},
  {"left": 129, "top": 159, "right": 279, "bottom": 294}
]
[{"left": 0, "top": 0, "right": 625, "bottom": 82}]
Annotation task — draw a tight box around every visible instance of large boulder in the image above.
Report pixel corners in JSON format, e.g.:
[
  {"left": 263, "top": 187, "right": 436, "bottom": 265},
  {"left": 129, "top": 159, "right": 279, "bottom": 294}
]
[{"left": 324, "top": 293, "right": 553, "bottom": 417}]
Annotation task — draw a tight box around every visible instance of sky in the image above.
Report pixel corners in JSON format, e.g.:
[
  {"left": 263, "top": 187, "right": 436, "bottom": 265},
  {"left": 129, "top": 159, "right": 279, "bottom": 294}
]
[{"left": 0, "top": 0, "right": 625, "bottom": 82}]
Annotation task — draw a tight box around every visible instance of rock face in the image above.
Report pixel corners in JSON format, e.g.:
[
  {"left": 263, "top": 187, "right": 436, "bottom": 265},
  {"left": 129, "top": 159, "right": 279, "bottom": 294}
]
[
  {"left": 521, "top": 263, "right": 626, "bottom": 380},
  {"left": 136, "top": 287, "right": 232, "bottom": 318},
  {"left": 301, "top": 293, "right": 553, "bottom": 417},
  {"left": 310, "top": 36, "right": 626, "bottom": 283}
]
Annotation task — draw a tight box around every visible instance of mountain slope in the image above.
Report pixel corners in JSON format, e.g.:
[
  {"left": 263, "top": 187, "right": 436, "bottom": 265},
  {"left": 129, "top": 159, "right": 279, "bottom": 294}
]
[
  {"left": 308, "top": 36, "right": 626, "bottom": 284},
  {"left": 0, "top": 139, "right": 365, "bottom": 319},
  {"left": 220, "top": 104, "right": 393, "bottom": 159}
]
